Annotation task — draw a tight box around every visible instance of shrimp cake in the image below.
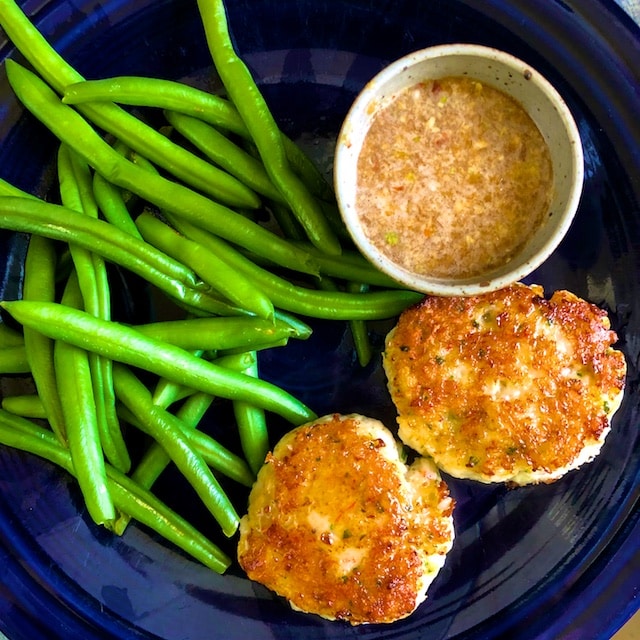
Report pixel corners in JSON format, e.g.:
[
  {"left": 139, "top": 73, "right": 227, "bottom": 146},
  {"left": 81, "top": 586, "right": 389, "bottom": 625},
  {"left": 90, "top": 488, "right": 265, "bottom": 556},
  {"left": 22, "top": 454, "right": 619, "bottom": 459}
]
[
  {"left": 237, "top": 413, "right": 455, "bottom": 625},
  {"left": 383, "top": 283, "right": 627, "bottom": 485}
]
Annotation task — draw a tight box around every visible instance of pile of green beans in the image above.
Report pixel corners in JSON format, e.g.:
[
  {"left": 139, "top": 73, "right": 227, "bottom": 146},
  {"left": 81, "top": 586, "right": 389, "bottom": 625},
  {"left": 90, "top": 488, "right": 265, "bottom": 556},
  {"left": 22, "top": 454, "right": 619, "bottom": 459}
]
[{"left": 0, "top": 0, "right": 422, "bottom": 573}]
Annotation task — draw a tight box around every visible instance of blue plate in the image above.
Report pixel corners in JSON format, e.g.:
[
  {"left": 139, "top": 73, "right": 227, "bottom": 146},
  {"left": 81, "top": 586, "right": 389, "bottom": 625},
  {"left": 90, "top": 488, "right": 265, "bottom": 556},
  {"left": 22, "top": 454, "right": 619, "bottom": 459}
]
[{"left": 0, "top": 1, "right": 638, "bottom": 638}]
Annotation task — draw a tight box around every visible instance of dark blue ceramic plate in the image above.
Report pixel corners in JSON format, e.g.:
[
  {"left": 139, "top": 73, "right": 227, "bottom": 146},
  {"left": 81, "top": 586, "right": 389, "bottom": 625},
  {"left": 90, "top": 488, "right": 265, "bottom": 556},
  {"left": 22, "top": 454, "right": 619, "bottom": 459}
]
[{"left": 0, "top": 1, "right": 638, "bottom": 639}]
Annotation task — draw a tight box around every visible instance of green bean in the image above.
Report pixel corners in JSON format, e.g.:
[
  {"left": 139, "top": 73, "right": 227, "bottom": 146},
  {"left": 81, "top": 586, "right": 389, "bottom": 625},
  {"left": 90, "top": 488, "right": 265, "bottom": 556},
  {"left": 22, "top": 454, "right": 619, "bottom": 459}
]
[
  {"left": 114, "top": 399, "right": 253, "bottom": 537},
  {"left": 218, "top": 338, "right": 288, "bottom": 356},
  {"left": 238, "top": 141, "right": 321, "bottom": 242},
  {"left": 0, "top": 195, "right": 195, "bottom": 286},
  {"left": 135, "top": 211, "right": 274, "bottom": 320},
  {"left": 347, "top": 282, "right": 373, "bottom": 367},
  {"left": 67, "top": 150, "right": 119, "bottom": 327},
  {"left": 273, "top": 309, "right": 314, "bottom": 338},
  {"left": 90, "top": 351, "right": 130, "bottom": 475},
  {"left": 246, "top": 242, "right": 407, "bottom": 289},
  {"left": 120, "top": 395, "right": 253, "bottom": 489},
  {"left": 164, "top": 110, "right": 284, "bottom": 203},
  {"left": 57, "top": 153, "right": 113, "bottom": 320},
  {"left": 318, "top": 198, "right": 353, "bottom": 242},
  {"left": 115, "top": 358, "right": 254, "bottom": 533},
  {"left": 210, "top": 351, "right": 257, "bottom": 371},
  {"left": 268, "top": 200, "right": 306, "bottom": 241},
  {"left": 0, "top": 176, "right": 36, "bottom": 199},
  {"left": 151, "top": 383, "right": 196, "bottom": 409},
  {"left": 111, "top": 363, "right": 239, "bottom": 537},
  {"left": 63, "top": 271, "right": 131, "bottom": 473},
  {"left": 0, "top": 197, "right": 244, "bottom": 317},
  {"left": 233, "top": 351, "right": 269, "bottom": 475},
  {"left": 64, "top": 78, "right": 248, "bottom": 132},
  {"left": 151, "top": 350, "right": 205, "bottom": 409},
  {"left": 58, "top": 147, "right": 130, "bottom": 471},
  {"left": 149, "top": 348, "right": 263, "bottom": 409},
  {"left": 58, "top": 145, "right": 101, "bottom": 313},
  {"left": 166, "top": 403, "right": 254, "bottom": 486},
  {"left": 135, "top": 315, "right": 308, "bottom": 351},
  {"left": 1, "top": 394, "right": 47, "bottom": 419},
  {"left": 67, "top": 146, "right": 101, "bottom": 218},
  {"left": 284, "top": 143, "right": 335, "bottom": 206},
  {"left": 196, "top": 0, "right": 341, "bottom": 255},
  {"left": 92, "top": 104, "right": 260, "bottom": 209},
  {"left": 0, "top": 322, "right": 24, "bottom": 348},
  {"left": 172, "top": 391, "right": 253, "bottom": 489},
  {"left": 62, "top": 77, "right": 334, "bottom": 202},
  {"left": 0, "top": 0, "right": 80, "bottom": 88},
  {"left": 94, "top": 370, "right": 130, "bottom": 471},
  {"left": 109, "top": 140, "right": 146, "bottom": 213},
  {"left": 54, "top": 280, "right": 115, "bottom": 527},
  {"left": 128, "top": 351, "right": 261, "bottom": 417},
  {"left": 0, "top": 1, "right": 259, "bottom": 209},
  {"left": 0, "top": 344, "right": 30, "bottom": 373},
  {"left": 317, "top": 276, "right": 372, "bottom": 366},
  {"left": 110, "top": 414, "right": 165, "bottom": 536},
  {"left": 111, "top": 405, "right": 169, "bottom": 537},
  {"left": 82, "top": 102, "right": 261, "bottom": 209},
  {"left": 169, "top": 216, "right": 424, "bottom": 319},
  {"left": 319, "top": 277, "right": 372, "bottom": 366},
  {"left": 0, "top": 300, "right": 317, "bottom": 425},
  {"left": 290, "top": 242, "right": 408, "bottom": 289},
  {"left": 0, "top": 408, "right": 230, "bottom": 573},
  {"left": 21, "top": 233, "right": 66, "bottom": 442},
  {"left": 150, "top": 384, "right": 196, "bottom": 410},
  {"left": 109, "top": 460, "right": 231, "bottom": 573},
  {"left": 5, "top": 60, "right": 317, "bottom": 276},
  {"left": 93, "top": 172, "right": 143, "bottom": 239},
  {"left": 176, "top": 391, "right": 215, "bottom": 430}
]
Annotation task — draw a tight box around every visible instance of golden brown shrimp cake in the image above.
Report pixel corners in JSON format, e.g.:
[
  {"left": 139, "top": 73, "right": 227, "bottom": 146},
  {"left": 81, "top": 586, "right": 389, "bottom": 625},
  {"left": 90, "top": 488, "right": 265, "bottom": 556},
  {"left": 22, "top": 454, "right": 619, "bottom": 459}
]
[
  {"left": 237, "top": 413, "right": 455, "bottom": 624},
  {"left": 383, "top": 283, "right": 627, "bottom": 485}
]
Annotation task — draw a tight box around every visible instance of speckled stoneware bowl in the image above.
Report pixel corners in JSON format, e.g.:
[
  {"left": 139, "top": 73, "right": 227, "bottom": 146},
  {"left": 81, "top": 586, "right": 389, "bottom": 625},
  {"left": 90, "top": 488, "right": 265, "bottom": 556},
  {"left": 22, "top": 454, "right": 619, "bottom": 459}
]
[{"left": 334, "top": 43, "right": 584, "bottom": 296}]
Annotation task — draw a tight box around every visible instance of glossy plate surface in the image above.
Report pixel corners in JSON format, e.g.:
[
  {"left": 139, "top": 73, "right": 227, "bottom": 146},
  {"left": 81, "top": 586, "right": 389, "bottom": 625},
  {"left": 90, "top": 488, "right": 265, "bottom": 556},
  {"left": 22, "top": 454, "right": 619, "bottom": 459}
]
[{"left": 0, "top": 1, "right": 638, "bottom": 639}]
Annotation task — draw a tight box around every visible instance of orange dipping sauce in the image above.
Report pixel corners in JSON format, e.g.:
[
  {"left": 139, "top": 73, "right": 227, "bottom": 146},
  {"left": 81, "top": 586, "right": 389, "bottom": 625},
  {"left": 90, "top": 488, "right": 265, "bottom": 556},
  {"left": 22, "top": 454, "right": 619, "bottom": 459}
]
[{"left": 355, "top": 76, "right": 553, "bottom": 279}]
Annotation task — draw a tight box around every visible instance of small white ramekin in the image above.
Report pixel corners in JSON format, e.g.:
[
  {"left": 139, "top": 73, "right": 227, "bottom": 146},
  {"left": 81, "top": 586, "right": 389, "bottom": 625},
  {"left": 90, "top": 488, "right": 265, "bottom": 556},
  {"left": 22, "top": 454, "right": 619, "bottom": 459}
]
[{"left": 334, "top": 43, "right": 584, "bottom": 296}]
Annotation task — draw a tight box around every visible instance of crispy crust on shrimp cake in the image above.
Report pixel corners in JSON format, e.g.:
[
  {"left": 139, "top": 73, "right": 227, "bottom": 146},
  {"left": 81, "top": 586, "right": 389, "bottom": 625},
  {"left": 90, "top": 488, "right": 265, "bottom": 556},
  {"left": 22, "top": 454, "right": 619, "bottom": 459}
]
[
  {"left": 383, "top": 283, "right": 627, "bottom": 485},
  {"left": 237, "top": 413, "right": 455, "bottom": 625}
]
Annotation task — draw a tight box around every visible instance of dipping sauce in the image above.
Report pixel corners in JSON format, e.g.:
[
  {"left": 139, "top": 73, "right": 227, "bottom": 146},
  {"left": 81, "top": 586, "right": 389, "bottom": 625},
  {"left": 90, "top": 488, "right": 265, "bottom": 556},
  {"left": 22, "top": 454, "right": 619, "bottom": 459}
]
[{"left": 355, "top": 76, "right": 554, "bottom": 279}]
